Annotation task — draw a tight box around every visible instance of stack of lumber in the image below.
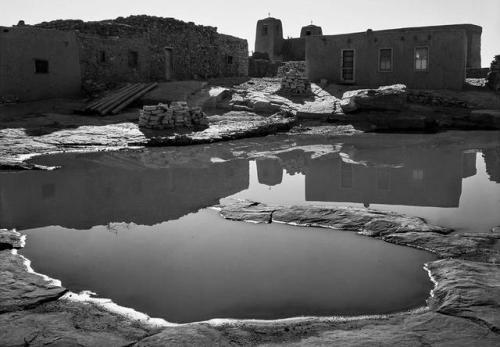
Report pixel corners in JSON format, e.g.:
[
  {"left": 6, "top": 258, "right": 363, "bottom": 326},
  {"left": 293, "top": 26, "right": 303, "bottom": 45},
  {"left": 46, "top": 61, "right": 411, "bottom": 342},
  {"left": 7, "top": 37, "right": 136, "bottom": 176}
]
[
  {"left": 84, "top": 83, "right": 158, "bottom": 116},
  {"left": 138, "top": 102, "right": 209, "bottom": 129}
]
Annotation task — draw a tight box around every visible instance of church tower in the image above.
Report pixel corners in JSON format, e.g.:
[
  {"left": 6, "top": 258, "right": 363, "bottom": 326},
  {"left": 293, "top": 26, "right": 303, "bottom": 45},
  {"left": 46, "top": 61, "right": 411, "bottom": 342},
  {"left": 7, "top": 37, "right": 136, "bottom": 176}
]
[
  {"left": 300, "top": 24, "right": 323, "bottom": 38},
  {"left": 254, "top": 17, "right": 284, "bottom": 62}
]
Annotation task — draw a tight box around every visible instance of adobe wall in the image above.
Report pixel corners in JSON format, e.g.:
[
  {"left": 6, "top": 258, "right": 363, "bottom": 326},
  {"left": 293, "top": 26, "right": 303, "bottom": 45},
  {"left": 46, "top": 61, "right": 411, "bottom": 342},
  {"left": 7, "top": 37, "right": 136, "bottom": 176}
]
[
  {"left": 306, "top": 28, "right": 468, "bottom": 89},
  {"left": 36, "top": 16, "right": 248, "bottom": 90},
  {"left": 0, "top": 27, "right": 81, "bottom": 101},
  {"left": 281, "top": 38, "right": 306, "bottom": 61}
]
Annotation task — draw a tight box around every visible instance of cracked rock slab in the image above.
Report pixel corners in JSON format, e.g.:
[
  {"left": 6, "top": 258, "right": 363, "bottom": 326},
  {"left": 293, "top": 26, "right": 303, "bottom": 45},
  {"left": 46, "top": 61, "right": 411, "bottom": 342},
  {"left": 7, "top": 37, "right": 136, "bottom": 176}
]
[
  {"left": 0, "top": 311, "right": 132, "bottom": 347},
  {"left": 135, "top": 324, "right": 230, "bottom": 346},
  {"left": 384, "top": 232, "right": 500, "bottom": 262},
  {"left": 0, "top": 250, "right": 67, "bottom": 313},
  {"left": 219, "top": 200, "right": 451, "bottom": 236},
  {"left": 427, "top": 259, "right": 500, "bottom": 332},
  {"left": 257, "top": 312, "right": 500, "bottom": 347}
]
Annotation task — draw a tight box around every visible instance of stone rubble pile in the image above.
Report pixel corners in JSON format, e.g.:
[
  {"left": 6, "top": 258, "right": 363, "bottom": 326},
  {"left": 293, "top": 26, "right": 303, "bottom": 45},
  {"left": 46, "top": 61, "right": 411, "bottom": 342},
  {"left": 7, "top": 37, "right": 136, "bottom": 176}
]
[
  {"left": 487, "top": 55, "right": 500, "bottom": 92},
  {"left": 276, "top": 61, "right": 306, "bottom": 78},
  {"left": 280, "top": 69, "right": 312, "bottom": 95},
  {"left": 138, "top": 102, "right": 209, "bottom": 129}
]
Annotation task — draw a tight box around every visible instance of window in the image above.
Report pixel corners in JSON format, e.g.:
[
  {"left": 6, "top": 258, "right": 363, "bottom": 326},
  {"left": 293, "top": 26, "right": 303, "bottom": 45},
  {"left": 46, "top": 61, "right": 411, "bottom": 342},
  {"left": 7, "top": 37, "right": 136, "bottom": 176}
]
[
  {"left": 341, "top": 49, "right": 355, "bottom": 82},
  {"left": 306, "top": 30, "right": 311, "bottom": 36},
  {"left": 98, "top": 50, "right": 106, "bottom": 63},
  {"left": 226, "top": 55, "right": 233, "bottom": 65},
  {"left": 34, "top": 59, "right": 49, "bottom": 74},
  {"left": 262, "top": 25, "right": 268, "bottom": 36},
  {"left": 415, "top": 47, "right": 429, "bottom": 71},
  {"left": 379, "top": 48, "right": 392, "bottom": 72},
  {"left": 128, "top": 50, "right": 138, "bottom": 68}
]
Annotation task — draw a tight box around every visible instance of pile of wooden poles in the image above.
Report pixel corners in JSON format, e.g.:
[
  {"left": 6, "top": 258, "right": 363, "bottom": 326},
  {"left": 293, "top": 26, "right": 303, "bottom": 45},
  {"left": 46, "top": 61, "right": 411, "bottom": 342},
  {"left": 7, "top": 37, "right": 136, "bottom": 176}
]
[{"left": 84, "top": 82, "right": 158, "bottom": 116}]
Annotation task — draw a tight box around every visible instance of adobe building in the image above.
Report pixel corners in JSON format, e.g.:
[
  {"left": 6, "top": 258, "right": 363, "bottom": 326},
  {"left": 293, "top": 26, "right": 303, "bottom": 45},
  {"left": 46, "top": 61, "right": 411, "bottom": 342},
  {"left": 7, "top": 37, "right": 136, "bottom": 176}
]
[
  {"left": 0, "top": 16, "right": 248, "bottom": 101},
  {"left": 253, "top": 16, "right": 482, "bottom": 89},
  {"left": 0, "top": 26, "right": 81, "bottom": 100},
  {"left": 306, "top": 25, "right": 482, "bottom": 89}
]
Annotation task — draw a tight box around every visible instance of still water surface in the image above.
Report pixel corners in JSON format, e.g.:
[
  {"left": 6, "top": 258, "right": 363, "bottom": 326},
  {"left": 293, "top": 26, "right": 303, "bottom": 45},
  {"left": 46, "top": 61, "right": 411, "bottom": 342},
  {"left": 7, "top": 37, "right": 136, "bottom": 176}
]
[{"left": 2, "top": 131, "right": 498, "bottom": 322}]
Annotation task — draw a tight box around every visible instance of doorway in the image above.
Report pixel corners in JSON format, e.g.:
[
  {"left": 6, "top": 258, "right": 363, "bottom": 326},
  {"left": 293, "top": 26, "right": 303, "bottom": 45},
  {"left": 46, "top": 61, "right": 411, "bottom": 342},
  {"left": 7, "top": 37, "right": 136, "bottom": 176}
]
[
  {"left": 164, "top": 47, "right": 173, "bottom": 81},
  {"left": 341, "top": 49, "right": 355, "bottom": 83}
]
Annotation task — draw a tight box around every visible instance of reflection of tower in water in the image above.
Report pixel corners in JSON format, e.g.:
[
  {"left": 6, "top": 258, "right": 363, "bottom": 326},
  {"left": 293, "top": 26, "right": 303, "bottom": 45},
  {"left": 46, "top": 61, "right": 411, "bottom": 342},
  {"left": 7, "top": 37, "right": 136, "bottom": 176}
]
[{"left": 256, "top": 157, "right": 283, "bottom": 186}]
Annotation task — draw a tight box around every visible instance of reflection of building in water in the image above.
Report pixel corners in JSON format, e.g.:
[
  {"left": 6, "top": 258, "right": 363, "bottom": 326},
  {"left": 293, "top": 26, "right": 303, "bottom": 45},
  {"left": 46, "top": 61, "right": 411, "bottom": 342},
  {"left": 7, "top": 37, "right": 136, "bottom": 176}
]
[
  {"left": 462, "top": 151, "right": 477, "bottom": 179},
  {"left": 0, "top": 152, "right": 249, "bottom": 230},
  {"left": 256, "top": 157, "right": 283, "bottom": 186},
  {"left": 483, "top": 149, "right": 500, "bottom": 183},
  {"left": 305, "top": 148, "right": 477, "bottom": 208}
]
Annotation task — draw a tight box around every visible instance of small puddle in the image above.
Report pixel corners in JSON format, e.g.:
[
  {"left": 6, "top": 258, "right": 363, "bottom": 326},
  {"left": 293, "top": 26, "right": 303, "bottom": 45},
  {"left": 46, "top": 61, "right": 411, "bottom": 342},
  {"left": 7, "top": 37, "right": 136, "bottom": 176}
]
[{"left": 20, "top": 209, "right": 435, "bottom": 323}]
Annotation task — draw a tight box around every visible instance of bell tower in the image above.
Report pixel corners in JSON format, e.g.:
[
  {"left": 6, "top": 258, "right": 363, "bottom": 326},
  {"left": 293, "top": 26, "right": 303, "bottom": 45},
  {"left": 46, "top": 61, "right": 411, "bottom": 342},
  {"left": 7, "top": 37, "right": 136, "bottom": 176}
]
[
  {"left": 254, "top": 17, "right": 284, "bottom": 62},
  {"left": 300, "top": 24, "right": 323, "bottom": 38}
]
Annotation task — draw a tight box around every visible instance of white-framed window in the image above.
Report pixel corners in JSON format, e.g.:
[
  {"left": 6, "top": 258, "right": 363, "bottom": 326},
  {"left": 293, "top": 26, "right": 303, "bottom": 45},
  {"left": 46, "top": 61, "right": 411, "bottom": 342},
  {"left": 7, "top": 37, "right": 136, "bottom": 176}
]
[
  {"left": 379, "top": 48, "right": 393, "bottom": 72},
  {"left": 415, "top": 47, "right": 429, "bottom": 71},
  {"left": 341, "top": 49, "right": 355, "bottom": 82}
]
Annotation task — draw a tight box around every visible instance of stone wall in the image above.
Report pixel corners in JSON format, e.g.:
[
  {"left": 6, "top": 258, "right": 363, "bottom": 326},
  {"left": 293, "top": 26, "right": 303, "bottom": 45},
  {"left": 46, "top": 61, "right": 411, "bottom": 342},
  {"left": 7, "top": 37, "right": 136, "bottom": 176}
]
[{"left": 35, "top": 16, "right": 248, "bottom": 91}]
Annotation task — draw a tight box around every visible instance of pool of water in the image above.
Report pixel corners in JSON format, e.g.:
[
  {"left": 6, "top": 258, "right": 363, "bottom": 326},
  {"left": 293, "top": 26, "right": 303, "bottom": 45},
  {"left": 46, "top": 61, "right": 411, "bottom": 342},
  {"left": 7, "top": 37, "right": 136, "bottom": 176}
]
[{"left": 2, "top": 130, "right": 499, "bottom": 322}]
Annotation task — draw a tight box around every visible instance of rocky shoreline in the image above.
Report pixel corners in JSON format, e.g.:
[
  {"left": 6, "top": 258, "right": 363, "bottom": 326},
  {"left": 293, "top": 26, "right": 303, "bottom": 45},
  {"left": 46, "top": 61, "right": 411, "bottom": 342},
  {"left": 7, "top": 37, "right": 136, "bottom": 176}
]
[{"left": 1, "top": 199, "right": 499, "bottom": 346}]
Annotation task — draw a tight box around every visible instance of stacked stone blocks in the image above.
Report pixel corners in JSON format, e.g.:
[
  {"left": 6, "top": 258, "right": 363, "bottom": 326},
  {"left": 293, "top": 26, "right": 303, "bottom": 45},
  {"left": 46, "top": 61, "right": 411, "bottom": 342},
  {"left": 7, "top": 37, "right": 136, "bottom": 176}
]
[
  {"left": 280, "top": 68, "right": 312, "bottom": 96},
  {"left": 139, "top": 102, "right": 208, "bottom": 129}
]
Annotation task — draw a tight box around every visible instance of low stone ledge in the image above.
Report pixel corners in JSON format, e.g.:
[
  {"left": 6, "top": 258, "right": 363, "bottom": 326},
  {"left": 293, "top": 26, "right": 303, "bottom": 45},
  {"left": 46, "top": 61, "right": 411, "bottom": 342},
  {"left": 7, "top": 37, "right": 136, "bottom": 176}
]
[
  {"left": 427, "top": 259, "right": 500, "bottom": 332},
  {"left": 0, "top": 250, "right": 67, "bottom": 313},
  {"left": 219, "top": 200, "right": 451, "bottom": 237}
]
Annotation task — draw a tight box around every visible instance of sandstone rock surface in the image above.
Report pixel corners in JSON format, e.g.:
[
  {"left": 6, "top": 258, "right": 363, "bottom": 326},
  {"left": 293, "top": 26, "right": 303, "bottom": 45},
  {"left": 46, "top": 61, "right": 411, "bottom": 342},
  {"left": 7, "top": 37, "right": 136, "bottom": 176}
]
[
  {"left": 340, "top": 84, "right": 408, "bottom": 113},
  {"left": 0, "top": 250, "right": 66, "bottom": 313}
]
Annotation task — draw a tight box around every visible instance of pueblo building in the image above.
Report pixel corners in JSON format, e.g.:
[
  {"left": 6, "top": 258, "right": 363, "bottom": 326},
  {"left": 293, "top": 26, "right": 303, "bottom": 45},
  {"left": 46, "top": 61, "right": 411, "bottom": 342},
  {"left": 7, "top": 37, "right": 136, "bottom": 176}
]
[
  {"left": 254, "top": 17, "right": 482, "bottom": 89},
  {"left": 0, "top": 16, "right": 248, "bottom": 101}
]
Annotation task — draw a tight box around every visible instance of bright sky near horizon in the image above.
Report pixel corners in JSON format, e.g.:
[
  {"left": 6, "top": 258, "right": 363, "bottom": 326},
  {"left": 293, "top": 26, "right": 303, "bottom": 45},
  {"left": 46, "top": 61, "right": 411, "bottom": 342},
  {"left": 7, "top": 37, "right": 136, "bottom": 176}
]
[{"left": 1, "top": 0, "right": 498, "bottom": 67}]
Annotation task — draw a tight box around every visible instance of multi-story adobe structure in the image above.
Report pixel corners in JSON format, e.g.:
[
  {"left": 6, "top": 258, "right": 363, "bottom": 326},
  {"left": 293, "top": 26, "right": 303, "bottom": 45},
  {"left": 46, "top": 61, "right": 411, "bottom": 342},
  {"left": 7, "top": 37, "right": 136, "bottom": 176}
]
[
  {"left": 0, "top": 16, "right": 248, "bottom": 101},
  {"left": 254, "top": 17, "right": 482, "bottom": 89}
]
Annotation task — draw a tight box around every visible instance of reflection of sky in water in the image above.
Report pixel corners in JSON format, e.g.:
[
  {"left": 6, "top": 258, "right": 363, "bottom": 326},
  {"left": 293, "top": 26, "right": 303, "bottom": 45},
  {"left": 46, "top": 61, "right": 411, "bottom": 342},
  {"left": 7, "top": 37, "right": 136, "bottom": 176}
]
[
  {"left": 232, "top": 152, "right": 500, "bottom": 234},
  {"left": 21, "top": 210, "right": 435, "bottom": 323}
]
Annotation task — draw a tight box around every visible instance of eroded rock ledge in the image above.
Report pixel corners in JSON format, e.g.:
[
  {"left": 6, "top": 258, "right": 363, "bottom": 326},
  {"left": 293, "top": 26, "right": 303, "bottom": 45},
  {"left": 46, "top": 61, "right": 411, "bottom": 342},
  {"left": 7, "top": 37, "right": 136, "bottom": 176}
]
[{"left": 0, "top": 205, "right": 499, "bottom": 346}]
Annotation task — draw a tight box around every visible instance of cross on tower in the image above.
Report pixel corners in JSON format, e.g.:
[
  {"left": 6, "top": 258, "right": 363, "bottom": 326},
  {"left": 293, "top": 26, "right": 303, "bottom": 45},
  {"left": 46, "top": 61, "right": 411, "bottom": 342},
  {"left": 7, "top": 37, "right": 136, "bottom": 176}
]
[{"left": 268, "top": 12, "right": 271, "bottom": 17}]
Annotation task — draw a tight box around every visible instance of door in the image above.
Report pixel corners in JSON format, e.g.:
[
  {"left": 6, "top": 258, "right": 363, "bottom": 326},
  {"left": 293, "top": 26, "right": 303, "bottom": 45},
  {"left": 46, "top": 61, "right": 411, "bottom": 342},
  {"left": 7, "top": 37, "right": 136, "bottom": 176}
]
[
  {"left": 341, "top": 49, "right": 355, "bottom": 83},
  {"left": 164, "top": 47, "right": 173, "bottom": 81}
]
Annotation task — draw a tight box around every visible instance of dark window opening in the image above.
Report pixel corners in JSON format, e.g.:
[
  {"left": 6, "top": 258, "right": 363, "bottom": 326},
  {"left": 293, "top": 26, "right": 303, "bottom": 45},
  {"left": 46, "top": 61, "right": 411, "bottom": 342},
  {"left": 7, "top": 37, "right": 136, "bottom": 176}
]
[
  {"left": 262, "top": 25, "right": 268, "bottom": 36},
  {"left": 128, "top": 50, "right": 139, "bottom": 68},
  {"left": 306, "top": 30, "right": 311, "bottom": 36},
  {"left": 226, "top": 55, "right": 234, "bottom": 65},
  {"left": 34, "top": 59, "right": 49, "bottom": 74},
  {"left": 99, "top": 50, "right": 106, "bottom": 63},
  {"left": 379, "top": 48, "right": 392, "bottom": 72}
]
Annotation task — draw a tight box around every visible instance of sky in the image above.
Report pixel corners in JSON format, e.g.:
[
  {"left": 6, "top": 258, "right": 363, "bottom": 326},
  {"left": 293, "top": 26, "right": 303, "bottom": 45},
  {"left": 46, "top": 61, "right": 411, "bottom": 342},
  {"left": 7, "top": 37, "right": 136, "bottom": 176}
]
[{"left": 1, "top": 0, "right": 498, "bottom": 67}]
